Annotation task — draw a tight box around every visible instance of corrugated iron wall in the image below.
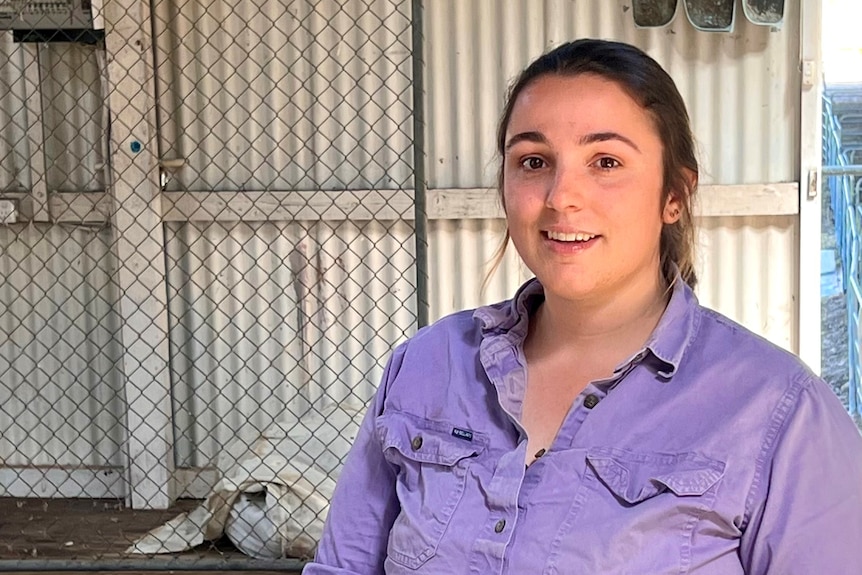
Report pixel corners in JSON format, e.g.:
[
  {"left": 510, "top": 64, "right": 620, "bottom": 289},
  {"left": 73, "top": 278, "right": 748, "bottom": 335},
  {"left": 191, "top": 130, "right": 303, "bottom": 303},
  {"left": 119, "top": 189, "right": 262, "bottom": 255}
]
[
  {"left": 424, "top": 0, "right": 799, "bottom": 188},
  {"left": 152, "top": 0, "right": 414, "bottom": 192},
  {"left": 426, "top": 0, "right": 800, "bottom": 355},
  {"left": 0, "top": 37, "right": 116, "bottom": 469},
  {"left": 165, "top": 219, "right": 415, "bottom": 467},
  {"left": 0, "top": 39, "right": 106, "bottom": 193},
  {"left": 0, "top": 34, "right": 28, "bottom": 192},
  {"left": 1, "top": 0, "right": 802, "bottom": 478},
  {"left": 0, "top": 225, "right": 123, "bottom": 467},
  {"left": 39, "top": 44, "right": 106, "bottom": 192}
]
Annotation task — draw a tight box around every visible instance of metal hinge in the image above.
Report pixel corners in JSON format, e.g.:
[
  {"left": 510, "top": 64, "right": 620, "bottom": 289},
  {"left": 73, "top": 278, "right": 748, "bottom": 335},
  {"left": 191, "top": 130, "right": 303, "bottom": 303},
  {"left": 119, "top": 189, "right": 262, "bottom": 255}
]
[{"left": 802, "top": 60, "right": 817, "bottom": 88}]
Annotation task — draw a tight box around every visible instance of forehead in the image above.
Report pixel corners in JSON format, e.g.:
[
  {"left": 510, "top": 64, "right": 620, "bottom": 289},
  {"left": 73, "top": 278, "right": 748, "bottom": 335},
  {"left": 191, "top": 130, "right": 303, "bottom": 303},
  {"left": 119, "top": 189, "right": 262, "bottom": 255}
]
[{"left": 507, "top": 73, "right": 658, "bottom": 139}]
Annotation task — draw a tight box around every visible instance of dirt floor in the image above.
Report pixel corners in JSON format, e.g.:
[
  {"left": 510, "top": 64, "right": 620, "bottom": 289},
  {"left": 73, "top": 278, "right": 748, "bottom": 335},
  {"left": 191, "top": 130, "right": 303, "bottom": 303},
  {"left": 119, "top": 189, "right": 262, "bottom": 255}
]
[{"left": 0, "top": 498, "right": 303, "bottom": 572}]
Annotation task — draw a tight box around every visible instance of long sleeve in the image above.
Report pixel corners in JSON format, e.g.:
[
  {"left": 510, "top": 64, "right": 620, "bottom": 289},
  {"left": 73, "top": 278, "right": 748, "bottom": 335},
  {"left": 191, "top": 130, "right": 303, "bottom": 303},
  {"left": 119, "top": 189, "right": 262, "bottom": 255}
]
[
  {"left": 301, "top": 344, "right": 406, "bottom": 575},
  {"left": 739, "top": 374, "right": 862, "bottom": 574}
]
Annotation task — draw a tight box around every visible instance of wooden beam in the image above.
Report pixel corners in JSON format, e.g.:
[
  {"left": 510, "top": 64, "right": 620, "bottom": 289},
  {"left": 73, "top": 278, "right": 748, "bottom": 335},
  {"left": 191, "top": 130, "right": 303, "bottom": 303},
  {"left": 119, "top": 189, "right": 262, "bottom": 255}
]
[
  {"left": 798, "top": 0, "right": 822, "bottom": 369},
  {"left": 50, "top": 191, "right": 113, "bottom": 224},
  {"left": 426, "top": 183, "right": 800, "bottom": 220},
  {"left": 161, "top": 189, "right": 414, "bottom": 222},
  {"left": 104, "top": 0, "right": 175, "bottom": 509},
  {"left": 0, "top": 466, "right": 215, "bottom": 499},
  {"left": 0, "top": 466, "right": 124, "bottom": 499},
  {"left": 3, "top": 183, "right": 799, "bottom": 225},
  {"left": 695, "top": 183, "right": 799, "bottom": 217}
]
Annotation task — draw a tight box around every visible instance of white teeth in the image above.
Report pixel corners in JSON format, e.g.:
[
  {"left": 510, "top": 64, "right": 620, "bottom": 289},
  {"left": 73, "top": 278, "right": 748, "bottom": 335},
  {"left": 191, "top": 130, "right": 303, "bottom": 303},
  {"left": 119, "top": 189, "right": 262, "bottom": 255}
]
[{"left": 547, "top": 231, "right": 596, "bottom": 242}]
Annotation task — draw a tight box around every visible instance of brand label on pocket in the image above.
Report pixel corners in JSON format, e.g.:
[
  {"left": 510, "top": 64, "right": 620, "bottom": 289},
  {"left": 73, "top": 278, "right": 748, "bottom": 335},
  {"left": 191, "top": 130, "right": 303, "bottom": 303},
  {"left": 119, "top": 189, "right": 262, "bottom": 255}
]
[{"left": 452, "top": 427, "right": 473, "bottom": 441}]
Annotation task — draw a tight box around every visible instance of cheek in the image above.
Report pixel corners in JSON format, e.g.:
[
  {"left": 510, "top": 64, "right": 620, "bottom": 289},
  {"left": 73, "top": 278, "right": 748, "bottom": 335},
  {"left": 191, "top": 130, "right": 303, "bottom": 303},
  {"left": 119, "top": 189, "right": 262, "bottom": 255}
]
[{"left": 501, "top": 185, "right": 531, "bottom": 222}]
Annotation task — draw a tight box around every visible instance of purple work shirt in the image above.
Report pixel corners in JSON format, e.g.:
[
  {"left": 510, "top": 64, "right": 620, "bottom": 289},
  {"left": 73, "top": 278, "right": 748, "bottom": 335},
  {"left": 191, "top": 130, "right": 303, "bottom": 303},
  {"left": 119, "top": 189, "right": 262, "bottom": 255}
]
[{"left": 303, "top": 278, "right": 862, "bottom": 574}]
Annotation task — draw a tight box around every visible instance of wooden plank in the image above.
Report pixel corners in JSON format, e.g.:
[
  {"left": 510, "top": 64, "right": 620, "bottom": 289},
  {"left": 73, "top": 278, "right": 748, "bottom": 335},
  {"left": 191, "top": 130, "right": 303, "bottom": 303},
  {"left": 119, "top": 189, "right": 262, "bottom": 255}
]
[
  {"left": 798, "top": 0, "right": 823, "bottom": 369},
  {"left": 161, "top": 189, "right": 414, "bottom": 222},
  {"left": 695, "top": 183, "right": 799, "bottom": 217},
  {"left": 0, "top": 466, "right": 215, "bottom": 500},
  {"left": 0, "top": 467, "right": 124, "bottom": 499},
  {"left": 103, "top": 0, "right": 175, "bottom": 509},
  {"left": 50, "top": 191, "right": 113, "bottom": 224},
  {"left": 427, "top": 188, "right": 505, "bottom": 220},
  {"left": 5, "top": 183, "right": 799, "bottom": 225},
  {"left": 21, "top": 44, "right": 49, "bottom": 222},
  {"left": 427, "top": 183, "right": 800, "bottom": 220}
]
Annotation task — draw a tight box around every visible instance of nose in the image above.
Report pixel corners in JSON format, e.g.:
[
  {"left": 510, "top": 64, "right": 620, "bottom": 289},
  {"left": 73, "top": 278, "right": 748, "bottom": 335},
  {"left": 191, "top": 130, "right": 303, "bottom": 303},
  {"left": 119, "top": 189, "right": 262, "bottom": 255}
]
[{"left": 544, "top": 165, "right": 584, "bottom": 212}]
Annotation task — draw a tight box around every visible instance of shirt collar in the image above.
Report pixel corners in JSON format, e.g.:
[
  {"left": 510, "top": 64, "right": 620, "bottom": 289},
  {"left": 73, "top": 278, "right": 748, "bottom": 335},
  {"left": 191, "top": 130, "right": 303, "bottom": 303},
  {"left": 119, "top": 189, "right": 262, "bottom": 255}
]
[
  {"left": 472, "top": 274, "right": 700, "bottom": 381},
  {"left": 642, "top": 275, "right": 700, "bottom": 379}
]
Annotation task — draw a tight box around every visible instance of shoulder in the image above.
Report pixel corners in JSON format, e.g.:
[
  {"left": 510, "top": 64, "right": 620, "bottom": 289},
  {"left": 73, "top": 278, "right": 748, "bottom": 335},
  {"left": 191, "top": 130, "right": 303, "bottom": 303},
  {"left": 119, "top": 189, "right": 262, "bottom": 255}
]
[
  {"left": 383, "top": 308, "right": 485, "bottom": 378},
  {"left": 379, "top": 304, "right": 509, "bottom": 412},
  {"left": 691, "top": 304, "right": 815, "bottom": 388},
  {"left": 687, "top": 304, "right": 859, "bottom": 458}
]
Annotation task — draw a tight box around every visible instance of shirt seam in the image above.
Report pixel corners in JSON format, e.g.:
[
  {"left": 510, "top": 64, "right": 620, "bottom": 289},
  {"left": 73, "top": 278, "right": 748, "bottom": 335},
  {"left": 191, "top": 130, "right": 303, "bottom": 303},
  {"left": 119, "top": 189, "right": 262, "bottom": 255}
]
[{"left": 740, "top": 369, "right": 812, "bottom": 532}]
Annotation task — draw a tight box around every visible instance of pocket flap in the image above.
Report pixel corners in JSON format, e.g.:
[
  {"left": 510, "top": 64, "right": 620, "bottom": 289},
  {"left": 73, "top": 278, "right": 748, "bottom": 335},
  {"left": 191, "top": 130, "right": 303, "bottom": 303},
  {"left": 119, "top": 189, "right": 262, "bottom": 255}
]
[
  {"left": 587, "top": 448, "right": 725, "bottom": 504},
  {"left": 376, "top": 412, "right": 484, "bottom": 467}
]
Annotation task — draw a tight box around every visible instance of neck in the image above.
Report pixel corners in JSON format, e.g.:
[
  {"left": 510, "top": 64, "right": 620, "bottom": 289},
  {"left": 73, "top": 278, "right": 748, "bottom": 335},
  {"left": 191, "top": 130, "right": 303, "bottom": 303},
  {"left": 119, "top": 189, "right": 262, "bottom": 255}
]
[{"left": 530, "top": 272, "right": 670, "bottom": 356}]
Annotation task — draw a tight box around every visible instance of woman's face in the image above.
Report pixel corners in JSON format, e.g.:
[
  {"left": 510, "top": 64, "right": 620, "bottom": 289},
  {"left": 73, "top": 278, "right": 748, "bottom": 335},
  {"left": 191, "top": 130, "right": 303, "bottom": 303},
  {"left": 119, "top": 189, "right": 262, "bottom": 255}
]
[{"left": 502, "top": 73, "right": 680, "bottom": 306}]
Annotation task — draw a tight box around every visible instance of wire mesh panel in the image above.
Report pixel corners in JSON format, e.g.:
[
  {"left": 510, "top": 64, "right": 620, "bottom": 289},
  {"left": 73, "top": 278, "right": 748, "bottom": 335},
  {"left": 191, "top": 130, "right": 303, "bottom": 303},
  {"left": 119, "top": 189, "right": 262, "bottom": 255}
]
[{"left": 1, "top": 0, "right": 417, "bottom": 568}]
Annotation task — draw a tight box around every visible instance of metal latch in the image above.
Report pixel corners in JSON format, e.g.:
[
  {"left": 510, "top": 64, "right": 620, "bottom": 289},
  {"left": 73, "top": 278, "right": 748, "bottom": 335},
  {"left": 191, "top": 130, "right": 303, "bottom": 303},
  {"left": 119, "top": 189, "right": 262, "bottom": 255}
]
[{"left": 807, "top": 169, "right": 818, "bottom": 199}]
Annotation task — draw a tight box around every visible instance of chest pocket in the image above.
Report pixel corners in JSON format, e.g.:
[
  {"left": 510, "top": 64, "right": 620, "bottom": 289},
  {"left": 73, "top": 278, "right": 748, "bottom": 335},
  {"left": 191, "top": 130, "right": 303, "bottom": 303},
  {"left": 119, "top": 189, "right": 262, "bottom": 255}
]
[
  {"left": 549, "top": 448, "right": 728, "bottom": 574},
  {"left": 376, "top": 411, "right": 485, "bottom": 570},
  {"left": 587, "top": 447, "right": 725, "bottom": 505}
]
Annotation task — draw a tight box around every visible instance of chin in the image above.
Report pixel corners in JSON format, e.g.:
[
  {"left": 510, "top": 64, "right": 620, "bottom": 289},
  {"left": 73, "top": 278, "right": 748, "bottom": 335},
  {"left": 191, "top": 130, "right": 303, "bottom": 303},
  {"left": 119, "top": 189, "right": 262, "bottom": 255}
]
[{"left": 538, "top": 276, "right": 600, "bottom": 301}]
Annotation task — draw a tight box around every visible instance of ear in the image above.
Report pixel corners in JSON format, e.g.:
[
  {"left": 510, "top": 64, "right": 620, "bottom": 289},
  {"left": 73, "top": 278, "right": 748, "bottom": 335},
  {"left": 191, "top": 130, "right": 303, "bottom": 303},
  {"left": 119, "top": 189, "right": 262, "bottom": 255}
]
[
  {"left": 662, "top": 169, "right": 697, "bottom": 225},
  {"left": 662, "top": 193, "right": 682, "bottom": 224}
]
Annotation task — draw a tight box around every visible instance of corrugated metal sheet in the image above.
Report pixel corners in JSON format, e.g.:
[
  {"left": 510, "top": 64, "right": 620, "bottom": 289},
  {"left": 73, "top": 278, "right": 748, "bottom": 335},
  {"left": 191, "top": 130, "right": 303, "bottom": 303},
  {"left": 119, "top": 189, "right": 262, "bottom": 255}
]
[
  {"left": 0, "top": 225, "right": 123, "bottom": 467},
  {"left": 39, "top": 44, "right": 107, "bottom": 193},
  {"left": 425, "top": 0, "right": 800, "bottom": 352},
  {"left": 429, "top": 218, "right": 531, "bottom": 318},
  {"left": 152, "top": 0, "right": 414, "bottom": 192},
  {"left": 697, "top": 215, "right": 798, "bottom": 352},
  {"left": 0, "top": 0, "right": 804, "bottom": 492},
  {"left": 0, "top": 38, "right": 106, "bottom": 194},
  {"left": 165, "top": 220, "right": 416, "bottom": 466},
  {"left": 429, "top": 215, "right": 798, "bottom": 353},
  {"left": 425, "top": 0, "right": 800, "bottom": 188},
  {"left": 0, "top": 35, "right": 30, "bottom": 192}
]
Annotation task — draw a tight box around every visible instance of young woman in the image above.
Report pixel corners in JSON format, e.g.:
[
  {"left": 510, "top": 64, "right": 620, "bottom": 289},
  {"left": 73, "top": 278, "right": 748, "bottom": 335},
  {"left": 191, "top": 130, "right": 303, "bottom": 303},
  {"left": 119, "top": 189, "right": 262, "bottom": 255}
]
[{"left": 303, "top": 39, "right": 862, "bottom": 574}]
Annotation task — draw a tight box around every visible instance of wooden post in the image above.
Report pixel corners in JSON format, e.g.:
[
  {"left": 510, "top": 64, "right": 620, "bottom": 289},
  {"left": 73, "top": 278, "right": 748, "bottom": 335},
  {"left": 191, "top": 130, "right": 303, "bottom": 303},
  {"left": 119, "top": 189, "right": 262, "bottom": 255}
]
[
  {"left": 103, "top": 0, "right": 175, "bottom": 509},
  {"left": 798, "top": 0, "right": 823, "bottom": 371}
]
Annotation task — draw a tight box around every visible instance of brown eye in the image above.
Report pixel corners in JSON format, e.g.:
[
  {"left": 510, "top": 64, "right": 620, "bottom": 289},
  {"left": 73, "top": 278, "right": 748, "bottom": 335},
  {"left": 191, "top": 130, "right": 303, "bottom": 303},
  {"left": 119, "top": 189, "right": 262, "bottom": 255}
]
[
  {"left": 597, "top": 157, "right": 620, "bottom": 170},
  {"left": 521, "top": 157, "right": 546, "bottom": 170}
]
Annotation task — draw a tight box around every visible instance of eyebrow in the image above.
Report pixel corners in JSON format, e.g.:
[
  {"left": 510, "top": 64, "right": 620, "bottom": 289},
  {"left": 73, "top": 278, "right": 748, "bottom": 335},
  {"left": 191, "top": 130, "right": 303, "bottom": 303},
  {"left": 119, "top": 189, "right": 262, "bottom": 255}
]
[
  {"left": 579, "top": 131, "right": 641, "bottom": 153},
  {"left": 505, "top": 130, "right": 641, "bottom": 154},
  {"left": 505, "top": 131, "right": 548, "bottom": 152}
]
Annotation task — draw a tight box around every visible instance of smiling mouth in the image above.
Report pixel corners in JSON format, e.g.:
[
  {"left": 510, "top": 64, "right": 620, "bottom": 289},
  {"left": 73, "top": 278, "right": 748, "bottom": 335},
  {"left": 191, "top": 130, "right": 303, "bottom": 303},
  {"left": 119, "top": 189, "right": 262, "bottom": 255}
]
[{"left": 544, "top": 230, "right": 598, "bottom": 242}]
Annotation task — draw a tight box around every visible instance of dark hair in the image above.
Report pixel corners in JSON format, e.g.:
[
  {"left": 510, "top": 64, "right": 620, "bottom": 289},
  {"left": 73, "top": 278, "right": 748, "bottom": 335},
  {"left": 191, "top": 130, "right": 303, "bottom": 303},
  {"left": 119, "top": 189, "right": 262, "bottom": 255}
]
[{"left": 488, "top": 38, "right": 699, "bottom": 289}]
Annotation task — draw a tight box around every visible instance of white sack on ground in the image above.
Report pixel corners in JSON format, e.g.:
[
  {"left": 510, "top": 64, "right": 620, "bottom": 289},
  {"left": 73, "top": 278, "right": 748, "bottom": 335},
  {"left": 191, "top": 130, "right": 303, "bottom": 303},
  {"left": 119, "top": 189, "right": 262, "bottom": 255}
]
[{"left": 127, "top": 403, "right": 362, "bottom": 559}]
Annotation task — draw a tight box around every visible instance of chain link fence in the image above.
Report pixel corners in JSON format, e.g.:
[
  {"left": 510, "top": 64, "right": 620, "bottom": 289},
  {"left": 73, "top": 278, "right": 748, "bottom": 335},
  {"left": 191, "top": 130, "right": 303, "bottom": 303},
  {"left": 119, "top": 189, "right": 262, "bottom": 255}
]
[{"left": 0, "top": 0, "right": 421, "bottom": 569}]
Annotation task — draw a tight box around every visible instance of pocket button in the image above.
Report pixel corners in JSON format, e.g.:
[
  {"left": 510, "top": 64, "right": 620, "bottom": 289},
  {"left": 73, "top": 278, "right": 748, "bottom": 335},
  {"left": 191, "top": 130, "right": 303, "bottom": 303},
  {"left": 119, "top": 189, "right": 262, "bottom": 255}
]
[
  {"left": 494, "top": 519, "right": 506, "bottom": 533},
  {"left": 411, "top": 435, "right": 423, "bottom": 451}
]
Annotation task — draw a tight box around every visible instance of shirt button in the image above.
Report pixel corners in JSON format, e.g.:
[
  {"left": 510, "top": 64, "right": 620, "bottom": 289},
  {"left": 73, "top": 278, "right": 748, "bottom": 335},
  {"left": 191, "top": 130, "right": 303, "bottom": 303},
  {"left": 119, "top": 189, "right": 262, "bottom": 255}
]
[
  {"left": 584, "top": 394, "right": 600, "bottom": 409},
  {"left": 411, "top": 436, "right": 423, "bottom": 450},
  {"left": 494, "top": 519, "right": 506, "bottom": 533}
]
